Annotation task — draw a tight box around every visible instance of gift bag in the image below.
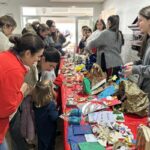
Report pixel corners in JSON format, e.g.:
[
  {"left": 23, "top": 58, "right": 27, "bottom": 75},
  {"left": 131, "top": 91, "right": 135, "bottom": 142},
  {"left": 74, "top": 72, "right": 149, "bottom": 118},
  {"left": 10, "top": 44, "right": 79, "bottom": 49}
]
[
  {"left": 136, "top": 125, "right": 150, "bottom": 150},
  {"left": 117, "top": 80, "right": 149, "bottom": 116}
]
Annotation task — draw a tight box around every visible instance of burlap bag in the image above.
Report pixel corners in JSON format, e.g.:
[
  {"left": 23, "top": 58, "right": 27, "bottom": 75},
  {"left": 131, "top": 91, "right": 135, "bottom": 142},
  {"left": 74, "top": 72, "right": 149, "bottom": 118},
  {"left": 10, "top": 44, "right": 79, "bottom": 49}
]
[{"left": 118, "top": 80, "right": 149, "bottom": 117}]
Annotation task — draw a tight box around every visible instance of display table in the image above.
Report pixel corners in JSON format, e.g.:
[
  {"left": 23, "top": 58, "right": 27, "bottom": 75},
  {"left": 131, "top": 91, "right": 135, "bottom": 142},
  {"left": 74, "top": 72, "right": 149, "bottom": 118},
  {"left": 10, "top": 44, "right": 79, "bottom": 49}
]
[{"left": 57, "top": 58, "right": 147, "bottom": 150}]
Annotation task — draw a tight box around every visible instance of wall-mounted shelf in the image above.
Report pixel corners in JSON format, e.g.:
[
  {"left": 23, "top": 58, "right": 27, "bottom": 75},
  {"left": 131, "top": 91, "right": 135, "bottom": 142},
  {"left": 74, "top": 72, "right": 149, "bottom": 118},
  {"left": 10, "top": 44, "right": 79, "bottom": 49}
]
[
  {"left": 0, "top": 0, "right": 8, "bottom": 4},
  {"left": 128, "top": 17, "right": 143, "bottom": 52}
]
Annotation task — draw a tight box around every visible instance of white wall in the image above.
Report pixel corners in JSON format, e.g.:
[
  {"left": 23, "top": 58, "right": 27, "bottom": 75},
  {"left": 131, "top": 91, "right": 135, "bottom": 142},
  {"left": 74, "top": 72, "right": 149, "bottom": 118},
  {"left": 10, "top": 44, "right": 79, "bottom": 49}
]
[
  {"left": 0, "top": 0, "right": 22, "bottom": 33},
  {"left": 0, "top": 0, "right": 103, "bottom": 33},
  {"left": 102, "top": 0, "right": 150, "bottom": 34},
  {"left": 102, "top": 0, "right": 150, "bottom": 63}
]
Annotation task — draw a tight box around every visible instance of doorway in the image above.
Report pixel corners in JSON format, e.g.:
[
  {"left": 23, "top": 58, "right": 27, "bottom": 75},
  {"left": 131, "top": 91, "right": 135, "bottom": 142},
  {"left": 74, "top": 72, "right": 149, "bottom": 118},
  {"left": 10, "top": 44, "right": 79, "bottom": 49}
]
[{"left": 22, "top": 7, "right": 93, "bottom": 51}]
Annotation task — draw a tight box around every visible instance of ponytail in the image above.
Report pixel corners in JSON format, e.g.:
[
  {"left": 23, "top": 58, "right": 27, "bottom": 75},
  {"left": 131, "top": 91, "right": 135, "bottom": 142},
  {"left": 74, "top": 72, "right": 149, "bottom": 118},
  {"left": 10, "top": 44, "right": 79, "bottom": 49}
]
[{"left": 10, "top": 33, "right": 44, "bottom": 55}]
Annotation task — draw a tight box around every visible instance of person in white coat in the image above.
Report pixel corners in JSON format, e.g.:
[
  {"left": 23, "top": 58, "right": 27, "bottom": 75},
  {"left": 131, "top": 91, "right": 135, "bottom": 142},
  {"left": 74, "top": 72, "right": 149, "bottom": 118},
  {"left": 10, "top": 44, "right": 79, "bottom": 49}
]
[{"left": 0, "top": 15, "right": 16, "bottom": 51}]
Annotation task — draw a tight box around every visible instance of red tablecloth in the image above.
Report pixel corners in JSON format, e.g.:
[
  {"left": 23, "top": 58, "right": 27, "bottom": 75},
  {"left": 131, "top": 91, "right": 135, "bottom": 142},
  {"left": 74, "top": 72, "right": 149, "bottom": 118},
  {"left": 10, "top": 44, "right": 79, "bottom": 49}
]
[{"left": 58, "top": 58, "right": 147, "bottom": 150}]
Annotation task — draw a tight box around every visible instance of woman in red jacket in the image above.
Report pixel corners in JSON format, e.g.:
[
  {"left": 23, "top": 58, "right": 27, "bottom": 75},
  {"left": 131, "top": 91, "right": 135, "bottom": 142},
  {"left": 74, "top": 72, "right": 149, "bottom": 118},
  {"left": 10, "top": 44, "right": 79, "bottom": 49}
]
[{"left": 0, "top": 33, "right": 44, "bottom": 149}]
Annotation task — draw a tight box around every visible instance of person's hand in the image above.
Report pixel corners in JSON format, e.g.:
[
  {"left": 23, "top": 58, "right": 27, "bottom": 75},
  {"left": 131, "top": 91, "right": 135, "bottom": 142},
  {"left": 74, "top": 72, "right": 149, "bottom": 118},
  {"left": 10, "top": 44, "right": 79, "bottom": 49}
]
[
  {"left": 124, "top": 65, "right": 133, "bottom": 77},
  {"left": 20, "top": 82, "right": 31, "bottom": 96},
  {"left": 82, "top": 36, "right": 87, "bottom": 41},
  {"left": 124, "top": 62, "right": 133, "bottom": 67},
  {"left": 92, "top": 63, "right": 101, "bottom": 72}
]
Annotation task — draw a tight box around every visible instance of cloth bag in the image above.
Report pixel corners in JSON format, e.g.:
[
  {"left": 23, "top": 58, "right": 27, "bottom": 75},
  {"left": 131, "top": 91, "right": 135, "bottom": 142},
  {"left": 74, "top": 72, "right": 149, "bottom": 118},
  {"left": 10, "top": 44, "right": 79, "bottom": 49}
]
[
  {"left": 20, "top": 95, "right": 35, "bottom": 141},
  {"left": 118, "top": 80, "right": 149, "bottom": 116}
]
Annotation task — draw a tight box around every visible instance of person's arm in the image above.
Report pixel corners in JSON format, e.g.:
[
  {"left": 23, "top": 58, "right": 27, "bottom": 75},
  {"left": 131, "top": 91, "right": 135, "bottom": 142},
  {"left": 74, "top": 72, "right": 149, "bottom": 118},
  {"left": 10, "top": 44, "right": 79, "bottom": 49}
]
[
  {"left": 0, "top": 35, "right": 13, "bottom": 51},
  {"left": 85, "top": 30, "right": 107, "bottom": 51},
  {"left": 132, "top": 65, "right": 150, "bottom": 78},
  {"left": 48, "top": 101, "right": 58, "bottom": 121},
  {"left": 64, "top": 33, "right": 70, "bottom": 37},
  {"left": 59, "top": 34, "right": 66, "bottom": 44},
  {"left": 62, "top": 41, "right": 71, "bottom": 48},
  {"left": 79, "top": 39, "right": 85, "bottom": 49},
  {"left": 86, "top": 30, "right": 101, "bottom": 43},
  {"left": 0, "top": 70, "right": 28, "bottom": 118},
  {"left": 49, "top": 80, "right": 57, "bottom": 100},
  {"left": 124, "top": 63, "right": 150, "bottom": 78}
]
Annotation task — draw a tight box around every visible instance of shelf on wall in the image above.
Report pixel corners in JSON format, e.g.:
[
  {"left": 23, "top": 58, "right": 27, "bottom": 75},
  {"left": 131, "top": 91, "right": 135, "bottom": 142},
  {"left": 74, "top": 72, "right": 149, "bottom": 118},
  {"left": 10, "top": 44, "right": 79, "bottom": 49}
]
[{"left": 128, "top": 17, "right": 143, "bottom": 52}]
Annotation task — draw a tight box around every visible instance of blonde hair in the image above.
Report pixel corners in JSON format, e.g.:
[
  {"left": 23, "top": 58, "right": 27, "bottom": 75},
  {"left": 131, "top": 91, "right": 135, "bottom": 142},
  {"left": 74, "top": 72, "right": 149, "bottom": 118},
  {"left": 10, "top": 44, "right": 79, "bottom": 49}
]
[{"left": 32, "top": 80, "right": 54, "bottom": 107}]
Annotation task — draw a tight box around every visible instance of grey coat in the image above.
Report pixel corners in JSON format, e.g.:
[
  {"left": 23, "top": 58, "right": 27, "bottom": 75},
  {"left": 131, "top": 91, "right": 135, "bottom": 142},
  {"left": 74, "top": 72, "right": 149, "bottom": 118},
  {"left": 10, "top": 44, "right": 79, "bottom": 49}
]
[
  {"left": 85, "top": 29, "right": 123, "bottom": 68},
  {"left": 132, "top": 37, "right": 150, "bottom": 98}
]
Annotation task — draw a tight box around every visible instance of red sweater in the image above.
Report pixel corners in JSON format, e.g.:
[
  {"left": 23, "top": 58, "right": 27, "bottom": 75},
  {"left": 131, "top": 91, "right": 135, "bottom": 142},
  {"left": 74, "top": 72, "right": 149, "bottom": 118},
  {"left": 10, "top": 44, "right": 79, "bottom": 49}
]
[{"left": 0, "top": 51, "right": 27, "bottom": 143}]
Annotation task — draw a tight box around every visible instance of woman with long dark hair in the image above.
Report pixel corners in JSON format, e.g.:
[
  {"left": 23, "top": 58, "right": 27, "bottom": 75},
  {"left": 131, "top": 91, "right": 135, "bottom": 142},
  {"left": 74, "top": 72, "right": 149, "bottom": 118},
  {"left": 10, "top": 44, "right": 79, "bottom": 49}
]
[
  {"left": 86, "top": 15, "right": 124, "bottom": 78},
  {"left": 0, "top": 33, "right": 44, "bottom": 149},
  {"left": 125, "top": 6, "right": 150, "bottom": 98}
]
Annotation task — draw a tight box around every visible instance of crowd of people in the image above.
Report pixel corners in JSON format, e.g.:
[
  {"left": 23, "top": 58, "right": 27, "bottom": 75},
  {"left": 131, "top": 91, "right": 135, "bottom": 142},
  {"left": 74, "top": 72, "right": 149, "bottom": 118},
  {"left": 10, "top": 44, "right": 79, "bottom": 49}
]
[
  {"left": 0, "top": 17, "right": 63, "bottom": 150},
  {"left": 0, "top": 4, "right": 150, "bottom": 150}
]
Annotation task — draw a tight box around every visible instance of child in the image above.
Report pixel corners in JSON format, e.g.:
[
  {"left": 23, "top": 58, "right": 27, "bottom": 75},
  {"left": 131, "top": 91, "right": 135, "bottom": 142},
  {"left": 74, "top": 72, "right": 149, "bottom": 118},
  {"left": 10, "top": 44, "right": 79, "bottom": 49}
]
[{"left": 31, "top": 80, "right": 58, "bottom": 150}]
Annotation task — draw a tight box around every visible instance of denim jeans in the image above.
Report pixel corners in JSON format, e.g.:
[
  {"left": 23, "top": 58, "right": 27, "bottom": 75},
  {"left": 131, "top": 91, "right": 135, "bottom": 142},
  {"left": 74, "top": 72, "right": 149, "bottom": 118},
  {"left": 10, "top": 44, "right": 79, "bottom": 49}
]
[{"left": 0, "top": 139, "right": 8, "bottom": 150}]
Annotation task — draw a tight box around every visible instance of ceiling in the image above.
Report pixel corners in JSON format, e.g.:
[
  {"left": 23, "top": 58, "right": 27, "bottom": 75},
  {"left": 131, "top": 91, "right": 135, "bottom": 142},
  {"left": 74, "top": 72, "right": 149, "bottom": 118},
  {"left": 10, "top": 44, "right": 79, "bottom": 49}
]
[
  {"left": 49, "top": 0, "right": 104, "bottom": 2},
  {"left": 22, "top": 7, "right": 94, "bottom": 17}
]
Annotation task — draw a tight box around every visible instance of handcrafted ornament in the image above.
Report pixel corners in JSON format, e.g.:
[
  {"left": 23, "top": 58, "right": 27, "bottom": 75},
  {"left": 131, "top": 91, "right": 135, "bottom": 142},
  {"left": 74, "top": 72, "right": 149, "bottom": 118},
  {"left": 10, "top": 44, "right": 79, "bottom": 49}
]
[
  {"left": 76, "top": 97, "right": 87, "bottom": 102},
  {"left": 69, "top": 109, "right": 82, "bottom": 117},
  {"left": 92, "top": 124, "right": 109, "bottom": 147},
  {"left": 113, "top": 141, "right": 129, "bottom": 150},
  {"left": 75, "top": 64, "right": 85, "bottom": 72},
  {"left": 69, "top": 116, "right": 81, "bottom": 125},
  {"left": 78, "top": 102, "right": 107, "bottom": 115},
  {"left": 66, "top": 98, "right": 77, "bottom": 107},
  {"left": 99, "top": 96, "right": 121, "bottom": 107},
  {"left": 111, "top": 123, "right": 134, "bottom": 143},
  {"left": 85, "top": 63, "right": 106, "bottom": 89},
  {"left": 83, "top": 77, "right": 91, "bottom": 95},
  {"left": 112, "top": 75, "right": 118, "bottom": 81},
  {"left": 113, "top": 112, "right": 124, "bottom": 122}
]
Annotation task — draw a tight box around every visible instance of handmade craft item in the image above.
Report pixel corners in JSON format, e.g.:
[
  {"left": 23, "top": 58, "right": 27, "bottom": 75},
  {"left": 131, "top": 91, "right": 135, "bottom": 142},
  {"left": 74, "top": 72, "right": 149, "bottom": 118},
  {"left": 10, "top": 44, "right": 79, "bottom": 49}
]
[
  {"left": 136, "top": 124, "right": 150, "bottom": 150},
  {"left": 78, "top": 102, "right": 107, "bottom": 115},
  {"left": 85, "top": 63, "right": 106, "bottom": 89}
]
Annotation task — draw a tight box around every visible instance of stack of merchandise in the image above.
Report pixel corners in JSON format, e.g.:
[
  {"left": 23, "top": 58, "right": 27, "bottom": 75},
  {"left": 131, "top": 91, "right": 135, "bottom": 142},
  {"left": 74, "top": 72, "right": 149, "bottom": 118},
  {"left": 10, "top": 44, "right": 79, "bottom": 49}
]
[
  {"left": 68, "top": 124, "right": 105, "bottom": 150},
  {"left": 60, "top": 58, "right": 148, "bottom": 150}
]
